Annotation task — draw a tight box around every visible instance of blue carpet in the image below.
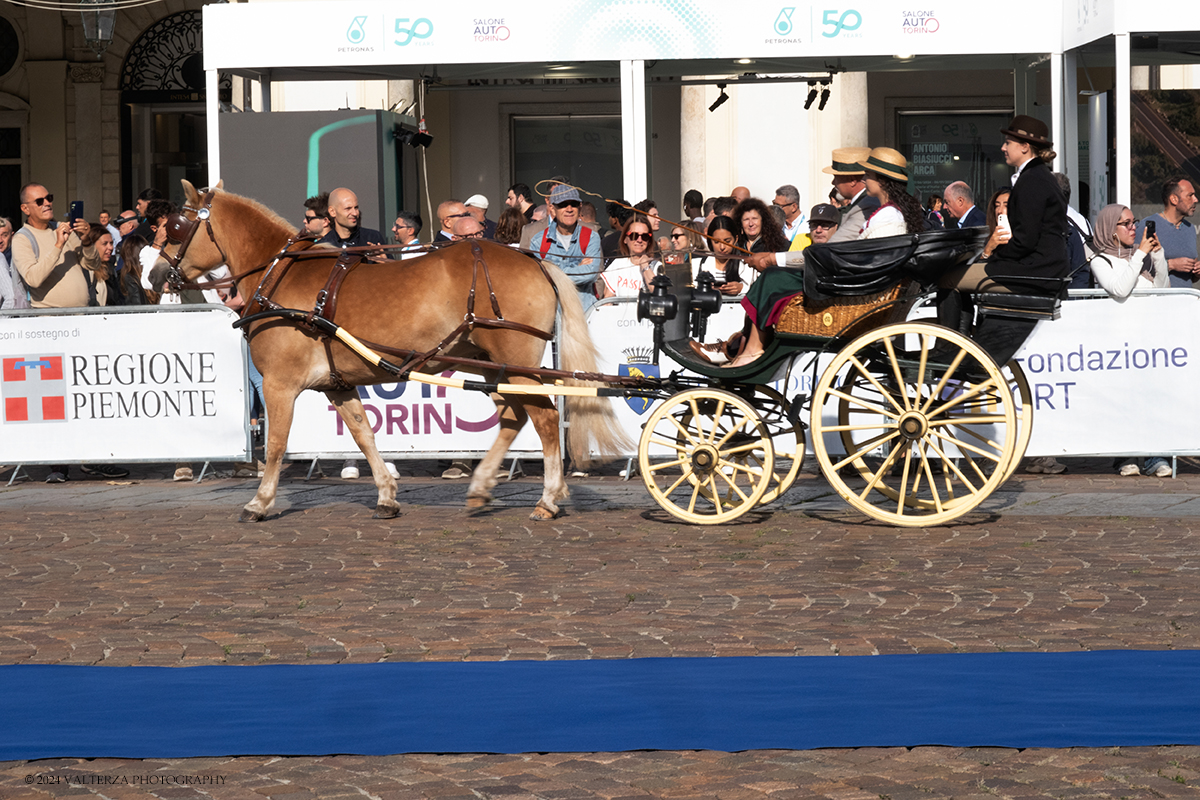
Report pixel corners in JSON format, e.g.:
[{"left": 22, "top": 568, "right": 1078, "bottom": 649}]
[{"left": 3, "top": 651, "right": 1199, "bottom": 759}]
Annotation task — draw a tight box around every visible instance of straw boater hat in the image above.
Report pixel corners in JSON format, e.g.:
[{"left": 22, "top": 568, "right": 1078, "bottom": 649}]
[
  {"left": 821, "top": 147, "right": 871, "bottom": 176},
  {"left": 857, "top": 147, "right": 909, "bottom": 183},
  {"left": 1000, "top": 114, "right": 1053, "bottom": 148}
]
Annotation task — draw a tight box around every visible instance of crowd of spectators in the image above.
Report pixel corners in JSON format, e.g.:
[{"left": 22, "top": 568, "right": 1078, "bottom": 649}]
[{"left": 3, "top": 143, "right": 1196, "bottom": 484}]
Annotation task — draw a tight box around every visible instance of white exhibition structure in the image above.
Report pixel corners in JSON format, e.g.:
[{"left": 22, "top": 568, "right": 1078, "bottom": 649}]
[{"left": 202, "top": 1, "right": 1200, "bottom": 211}]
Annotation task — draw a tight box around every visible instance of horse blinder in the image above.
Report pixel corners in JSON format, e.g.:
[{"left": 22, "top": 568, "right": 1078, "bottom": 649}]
[{"left": 164, "top": 213, "right": 198, "bottom": 245}]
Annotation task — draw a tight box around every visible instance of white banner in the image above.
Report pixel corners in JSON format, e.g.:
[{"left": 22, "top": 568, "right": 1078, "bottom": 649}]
[
  {"left": 1014, "top": 290, "right": 1200, "bottom": 457},
  {"left": 203, "top": 1, "right": 1062, "bottom": 71},
  {"left": 0, "top": 306, "right": 251, "bottom": 465},
  {"left": 283, "top": 290, "right": 1200, "bottom": 463}
]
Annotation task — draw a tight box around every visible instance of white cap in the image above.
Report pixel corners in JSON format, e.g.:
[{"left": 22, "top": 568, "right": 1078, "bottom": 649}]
[{"left": 464, "top": 194, "right": 489, "bottom": 210}]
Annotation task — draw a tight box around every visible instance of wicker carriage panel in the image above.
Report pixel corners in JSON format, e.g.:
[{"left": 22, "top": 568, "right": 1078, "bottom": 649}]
[{"left": 776, "top": 280, "right": 917, "bottom": 340}]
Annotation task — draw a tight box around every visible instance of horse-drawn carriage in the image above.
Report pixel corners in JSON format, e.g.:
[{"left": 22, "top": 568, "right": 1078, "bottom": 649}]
[
  {"left": 629, "top": 226, "right": 1060, "bottom": 527},
  {"left": 162, "top": 182, "right": 1060, "bottom": 527}
]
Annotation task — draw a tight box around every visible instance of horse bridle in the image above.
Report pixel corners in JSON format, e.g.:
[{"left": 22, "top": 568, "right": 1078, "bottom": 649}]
[{"left": 160, "top": 189, "right": 229, "bottom": 290}]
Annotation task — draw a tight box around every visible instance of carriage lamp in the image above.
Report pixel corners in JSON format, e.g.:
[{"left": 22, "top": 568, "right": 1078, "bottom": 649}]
[
  {"left": 80, "top": 0, "right": 116, "bottom": 58},
  {"left": 690, "top": 272, "right": 722, "bottom": 343},
  {"left": 637, "top": 275, "right": 678, "bottom": 323}
]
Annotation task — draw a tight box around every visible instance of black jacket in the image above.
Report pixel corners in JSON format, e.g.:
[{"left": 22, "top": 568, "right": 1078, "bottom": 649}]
[{"left": 986, "top": 158, "right": 1069, "bottom": 287}]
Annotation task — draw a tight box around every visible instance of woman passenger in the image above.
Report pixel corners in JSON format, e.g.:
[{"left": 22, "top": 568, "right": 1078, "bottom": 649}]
[{"left": 599, "top": 216, "right": 658, "bottom": 298}]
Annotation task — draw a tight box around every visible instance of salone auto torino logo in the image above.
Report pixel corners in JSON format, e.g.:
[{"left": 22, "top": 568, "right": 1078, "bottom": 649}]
[
  {"left": 473, "top": 18, "right": 510, "bottom": 42},
  {"left": 901, "top": 9, "right": 939, "bottom": 33}
]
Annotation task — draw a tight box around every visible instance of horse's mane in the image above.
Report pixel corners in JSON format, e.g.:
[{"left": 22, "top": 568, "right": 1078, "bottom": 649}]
[{"left": 214, "top": 190, "right": 296, "bottom": 237}]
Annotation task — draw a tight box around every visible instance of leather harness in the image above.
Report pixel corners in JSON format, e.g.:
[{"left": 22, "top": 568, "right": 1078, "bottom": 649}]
[{"left": 162, "top": 194, "right": 574, "bottom": 387}]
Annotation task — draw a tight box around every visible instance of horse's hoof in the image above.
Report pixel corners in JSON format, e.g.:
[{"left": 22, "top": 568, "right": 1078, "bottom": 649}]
[
  {"left": 373, "top": 503, "right": 401, "bottom": 519},
  {"left": 465, "top": 495, "right": 491, "bottom": 509},
  {"left": 529, "top": 505, "right": 558, "bottom": 521},
  {"left": 239, "top": 509, "right": 265, "bottom": 523}
]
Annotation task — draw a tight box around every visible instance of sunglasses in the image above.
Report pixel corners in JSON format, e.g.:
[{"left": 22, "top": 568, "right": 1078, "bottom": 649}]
[
  {"left": 773, "top": 201, "right": 797, "bottom": 209},
  {"left": 304, "top": 214, "right": 322, "bottom": 222},
  {"left": 29, "top": 194, "right": 54, "bottom": 206},
  {"left": 626, "top": 232, "right": 652, "bottom": 242},
  {"left": 810, "top": 221, "right": 836, "bottom": 229},
  {"left": 670, "top": 233, "right": 688, "bottom": 239},
  {"left": 555, "top": 201, "right": 581, "bottom": 209},
  {"left": 114, "top": 216, "right": 137, "bottom": 226}
]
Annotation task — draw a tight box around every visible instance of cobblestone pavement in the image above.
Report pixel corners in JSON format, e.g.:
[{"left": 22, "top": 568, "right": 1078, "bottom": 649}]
[{"left": 2, "top": 459, "right": 1199, "bottom": 798}]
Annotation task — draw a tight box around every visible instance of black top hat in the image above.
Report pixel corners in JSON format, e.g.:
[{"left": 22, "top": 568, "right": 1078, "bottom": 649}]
[{"left": 1000, "top": 115, "right": 1052, "bottom": 148}]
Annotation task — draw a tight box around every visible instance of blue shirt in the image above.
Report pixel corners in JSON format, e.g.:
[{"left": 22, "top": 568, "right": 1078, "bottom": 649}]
[
  {"left": 531, "top": 223, "right": 604, "bottom": 311},
  {"left": 1136, "top": 213, "right": 1197, "bottom": 288}
]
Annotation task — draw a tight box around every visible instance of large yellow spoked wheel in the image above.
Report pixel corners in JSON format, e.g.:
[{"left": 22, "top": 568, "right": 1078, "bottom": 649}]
[
  {"left": 811, "top": 322, "right": 1018, "bottom": 526},
  {"left": 752, "top": 385, "right": 806, "bottom": 505},
  {"left": 638, "top": 388, "right": 775, "bottom": 524}
]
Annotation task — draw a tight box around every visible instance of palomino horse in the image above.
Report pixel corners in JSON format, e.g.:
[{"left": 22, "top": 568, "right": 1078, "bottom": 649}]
[{"left": 163, "top": 180, "right": 627, "bottom": 521}]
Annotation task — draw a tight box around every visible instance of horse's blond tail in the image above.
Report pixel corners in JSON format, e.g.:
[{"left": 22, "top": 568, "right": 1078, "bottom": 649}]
[{"left": 543, "top": 261, "right": 634, "bottom": 466}]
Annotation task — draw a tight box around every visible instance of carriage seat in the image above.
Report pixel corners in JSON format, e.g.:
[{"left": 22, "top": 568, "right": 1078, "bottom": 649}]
[
  {"left": 973, "top": 291, "right": 1061, "bottom": 322},
  {"left": 775, "top": 280, "right": 917, "bottom": 340},
  {"left": 973, "top": 274, "right": 1069, "bottom": 323}
]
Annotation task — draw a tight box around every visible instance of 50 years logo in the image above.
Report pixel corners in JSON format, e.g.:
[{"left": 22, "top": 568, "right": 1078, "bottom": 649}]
[
  {"left": 821, "top": 9, "right": 862, "bottom": 38},
  {"left": 395, "top": 17, "right": 433, "bottom": 46}
]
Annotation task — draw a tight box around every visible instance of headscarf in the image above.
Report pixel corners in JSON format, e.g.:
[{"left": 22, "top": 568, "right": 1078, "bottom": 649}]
[
  {"left": 1094, "top": 203, "right": 1154, "bottom": 280},
  {"left": 1094, "top": 203, "right": 1133, "bottom": 259}
]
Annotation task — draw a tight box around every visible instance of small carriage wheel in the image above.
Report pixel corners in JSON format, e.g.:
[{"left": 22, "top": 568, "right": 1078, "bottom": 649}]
[
  {"left": 751, "top": 385, "right": 806, "bottom": 505},
  {"left": 811, "top": 322, "right": 1017, "bottom": 527},
  {"left": 638, "top": 388, "right": 775, "bottom": 525}
]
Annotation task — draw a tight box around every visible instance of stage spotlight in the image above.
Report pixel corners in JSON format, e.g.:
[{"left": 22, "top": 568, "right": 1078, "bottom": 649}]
[
  {"left": 803, "top": 81, "right": 818, "bottom": 110},
  {"left": 709, "top": 83, "right": 729, "bottom": 112},
  {"left": 818, "top": 87, "right": 831, "bottom": 110},
  {"left": 394, "top": 126, "right": 434, "bottom": 149}
]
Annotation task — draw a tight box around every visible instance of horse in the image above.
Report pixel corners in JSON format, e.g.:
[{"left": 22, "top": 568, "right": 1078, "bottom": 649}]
[{"left": 162, "top": 180, "right": 628, "bottom": 522}]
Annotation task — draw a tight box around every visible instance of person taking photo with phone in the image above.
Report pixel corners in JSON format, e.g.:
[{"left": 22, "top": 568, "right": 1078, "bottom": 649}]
[{"left": 11, "top": 183, "right": 105, "bottom": 308}]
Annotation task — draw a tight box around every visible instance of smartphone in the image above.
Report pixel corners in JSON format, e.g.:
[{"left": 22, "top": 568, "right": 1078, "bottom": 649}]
[
  {"left": 68, "top": 201, "right": 84, "bottom": 224},
  {"left": 1145, "top": 220, "right": 1156, "bottom": 237},
  {"left": 996, "top": 213, "right": 1011, "bottom": 235}
]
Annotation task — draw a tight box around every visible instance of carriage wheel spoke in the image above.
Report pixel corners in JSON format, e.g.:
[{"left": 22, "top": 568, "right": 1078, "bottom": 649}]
[
  {"left": 930, "top": 427, "right": 1003, "bottom": 462},
  {"left": 926, "top": 376, "right": 1000, "bottom": 419},
  {"left": 652, "top": 455, "right": 691, "bottom": 474},
  {"left": 880, "top": 336, "right": 912, "bottom": 412},
  {"left": 926, "top": 437, "right": 980, "bottom": 494},
  {"left": 896, "top": 450, "right": 914, "bottom": 516},
  {"left": 828, "top": 388, "right": 901, "bottom": 420},
  {"left": 921, "top": 348, "right": 969, "bottom": 414},
  {"left": 662, "top": 469, "right": 694, "bottom": 497},
  {"left": 919, "top": 448, "right": 945, "bottom": 514},
  {"left": 832, "top": 429, "right": 901, "bottom": 473},
  {"left": 666, "top": 416, "right": 699, "bottom": 447},
  {"left": 647, "top": 433, "right": 691, "bottom": 456},
  {"left": 859, "top": 446, "right": 903, "bottom": 500},
  {"left": 913, "top": 334, "right": 931, "bottom": 409},
  {"left": 714, "top": 467, "right": 752, "bottom": 505},
  {"left": 848, "top": 354, "right": 906, "bottom": 414}
]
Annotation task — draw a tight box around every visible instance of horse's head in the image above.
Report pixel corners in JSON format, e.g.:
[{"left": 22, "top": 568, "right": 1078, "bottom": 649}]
[{"left": 159, "top": 178, "right": 228, "bottom": 282}]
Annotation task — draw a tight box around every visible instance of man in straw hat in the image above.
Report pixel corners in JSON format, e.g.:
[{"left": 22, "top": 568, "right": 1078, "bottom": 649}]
[
  {"left": 823, "top": 147, "right": 880, "bottom": 243},
  {"left": 939, "top": 114, "right": 1069, "bottom": 296}
]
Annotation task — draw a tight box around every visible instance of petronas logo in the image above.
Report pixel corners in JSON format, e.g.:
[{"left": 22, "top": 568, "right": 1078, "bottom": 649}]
[{"left": 775, "top": 7, "right": 795, "bottom": 36}]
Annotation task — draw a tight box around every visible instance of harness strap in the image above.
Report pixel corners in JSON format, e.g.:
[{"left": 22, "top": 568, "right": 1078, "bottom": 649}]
[
  {"left": 306, "top": 249, "right": 363, "bottom": 330},
  {"left": 472, "top": 241, "right": 505, "bottom": 320}
]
